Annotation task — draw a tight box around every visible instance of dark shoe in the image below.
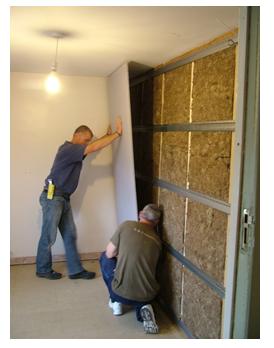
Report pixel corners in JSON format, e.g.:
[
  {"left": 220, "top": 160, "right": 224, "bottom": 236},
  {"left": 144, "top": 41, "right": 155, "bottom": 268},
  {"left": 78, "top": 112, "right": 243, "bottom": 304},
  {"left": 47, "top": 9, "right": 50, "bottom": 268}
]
[
  {"left": 36, "top": 270, "right": 62, "bottom": 280},
  {"left": 140, "top": 304, "right": 159, "bottom": 334},
  {"left": 69, "top": 269, "right": 96, "bottom": 279}
]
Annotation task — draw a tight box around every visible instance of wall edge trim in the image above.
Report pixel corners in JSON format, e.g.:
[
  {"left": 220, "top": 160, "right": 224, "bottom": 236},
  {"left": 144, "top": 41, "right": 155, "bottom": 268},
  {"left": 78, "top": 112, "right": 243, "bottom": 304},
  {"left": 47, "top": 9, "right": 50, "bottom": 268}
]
[{"left": 10, "top": 252, "right": 102, "bottom": 266}]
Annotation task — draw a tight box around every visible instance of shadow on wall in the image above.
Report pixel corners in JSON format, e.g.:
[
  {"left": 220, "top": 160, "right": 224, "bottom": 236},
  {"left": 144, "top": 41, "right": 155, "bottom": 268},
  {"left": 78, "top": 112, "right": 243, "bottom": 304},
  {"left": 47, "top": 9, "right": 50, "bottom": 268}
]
[{"left": 71, "top": 151, "right": 114, "bottom": 212}]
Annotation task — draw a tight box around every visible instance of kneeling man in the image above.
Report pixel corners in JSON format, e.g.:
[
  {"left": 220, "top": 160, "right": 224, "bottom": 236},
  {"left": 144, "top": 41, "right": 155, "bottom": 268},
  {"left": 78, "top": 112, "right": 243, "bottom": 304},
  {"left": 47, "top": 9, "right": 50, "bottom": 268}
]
[{"left": 99, "top": 204, "right": 162, "bottom": 334}]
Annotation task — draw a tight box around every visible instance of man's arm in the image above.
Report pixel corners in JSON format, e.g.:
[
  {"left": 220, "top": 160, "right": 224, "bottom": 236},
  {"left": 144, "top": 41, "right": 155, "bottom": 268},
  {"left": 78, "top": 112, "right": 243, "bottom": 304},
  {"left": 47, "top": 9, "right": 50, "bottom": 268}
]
[
  {"left": 106, "top": 241, "right": 118, "bottom": 258},
  {"left": 84, "top": 117, "right": 122, "bottom": 155}
]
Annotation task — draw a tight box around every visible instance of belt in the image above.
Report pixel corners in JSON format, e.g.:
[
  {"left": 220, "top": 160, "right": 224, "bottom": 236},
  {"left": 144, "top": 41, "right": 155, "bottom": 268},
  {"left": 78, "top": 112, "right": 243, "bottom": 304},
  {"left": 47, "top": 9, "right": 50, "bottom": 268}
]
[{"left": 43, "top": 189, "right": 70, "bottom": 201}]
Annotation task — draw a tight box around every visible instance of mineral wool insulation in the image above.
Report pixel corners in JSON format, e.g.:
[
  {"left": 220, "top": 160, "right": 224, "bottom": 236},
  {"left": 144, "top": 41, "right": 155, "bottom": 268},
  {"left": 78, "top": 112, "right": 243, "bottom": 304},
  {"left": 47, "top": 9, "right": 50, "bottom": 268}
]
[{"left": 130, "top": 45, "right": 236, "bottom": 338}]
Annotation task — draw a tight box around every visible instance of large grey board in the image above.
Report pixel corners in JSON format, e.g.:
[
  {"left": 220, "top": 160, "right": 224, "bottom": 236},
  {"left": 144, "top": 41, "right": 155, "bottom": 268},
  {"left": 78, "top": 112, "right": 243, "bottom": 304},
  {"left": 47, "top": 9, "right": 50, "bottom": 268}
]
[{"left": 108, "top": 63, "right": 138, "bottom": 224}]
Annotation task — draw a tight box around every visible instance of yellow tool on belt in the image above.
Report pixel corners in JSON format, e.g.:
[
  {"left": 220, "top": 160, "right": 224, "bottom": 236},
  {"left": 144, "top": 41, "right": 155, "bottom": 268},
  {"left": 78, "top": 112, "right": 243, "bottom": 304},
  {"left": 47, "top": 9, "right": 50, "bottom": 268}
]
[{"left": 47, "top": 179, "right": 55, "bottom": 200}]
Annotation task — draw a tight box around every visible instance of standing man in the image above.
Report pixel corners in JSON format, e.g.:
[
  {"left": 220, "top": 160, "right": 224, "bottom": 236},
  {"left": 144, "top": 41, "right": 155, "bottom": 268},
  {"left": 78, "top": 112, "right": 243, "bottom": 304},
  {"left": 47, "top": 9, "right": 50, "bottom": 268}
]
[
  {"left": 36, "top": 117, "right": 122, "bottom": 280},
  {"left": 99, "top": 204, "right": 162, "bottom": 334}
]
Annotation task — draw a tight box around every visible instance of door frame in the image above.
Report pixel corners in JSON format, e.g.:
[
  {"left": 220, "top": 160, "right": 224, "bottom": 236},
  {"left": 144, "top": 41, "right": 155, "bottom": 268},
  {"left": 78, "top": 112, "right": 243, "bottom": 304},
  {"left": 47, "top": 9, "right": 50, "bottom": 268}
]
[{"left": 232, "top": 6, "right": 260, "bottom": 338}]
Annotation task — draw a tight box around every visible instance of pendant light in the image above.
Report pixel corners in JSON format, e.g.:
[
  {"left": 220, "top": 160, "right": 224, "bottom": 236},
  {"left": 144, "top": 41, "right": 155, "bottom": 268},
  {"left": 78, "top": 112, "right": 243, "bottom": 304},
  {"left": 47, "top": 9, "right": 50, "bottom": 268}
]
[{"left": 45, "top": 34, "right": 62, "bottom": 94}]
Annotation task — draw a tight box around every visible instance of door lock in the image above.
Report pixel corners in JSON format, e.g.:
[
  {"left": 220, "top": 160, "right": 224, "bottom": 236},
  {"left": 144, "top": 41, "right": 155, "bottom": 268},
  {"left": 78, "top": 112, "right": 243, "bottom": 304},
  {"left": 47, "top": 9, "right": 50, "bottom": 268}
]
[{"left": 241, "top": 209, "right": 254, "bottom": 252}]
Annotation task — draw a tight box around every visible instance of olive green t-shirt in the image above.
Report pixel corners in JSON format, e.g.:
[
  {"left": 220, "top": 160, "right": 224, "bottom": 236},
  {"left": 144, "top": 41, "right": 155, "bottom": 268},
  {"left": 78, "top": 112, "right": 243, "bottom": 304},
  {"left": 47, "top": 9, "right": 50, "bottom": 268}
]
[{"left": 110, "top": 220, "right": 162, "bottom": 302}]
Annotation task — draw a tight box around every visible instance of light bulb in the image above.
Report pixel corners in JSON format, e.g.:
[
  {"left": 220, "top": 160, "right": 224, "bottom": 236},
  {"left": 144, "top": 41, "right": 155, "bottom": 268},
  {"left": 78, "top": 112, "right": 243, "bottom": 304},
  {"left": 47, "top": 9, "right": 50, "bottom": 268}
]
[{"left": 45, "top": 70, "right": 61, "bottom": 94}]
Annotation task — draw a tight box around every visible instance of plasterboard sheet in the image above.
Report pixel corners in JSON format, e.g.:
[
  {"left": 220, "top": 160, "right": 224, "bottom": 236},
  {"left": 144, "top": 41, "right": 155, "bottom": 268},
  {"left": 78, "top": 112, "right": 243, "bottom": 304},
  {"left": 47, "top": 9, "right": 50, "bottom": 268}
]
[
  {"left": 108, "top": 63, "right": 138, "bottom": 223},
  {"left": 160, "top": 132, "right": 189, "bottom": 187},
  {"left": 185, "top": 200, "right": 228, "bottom": 285},
  {"left": 158, "top": 188, "right": 186, "bottom": 253},
  {"left": 188, "top": 132, "right": 232, "bottom": 201},
  {"left": 159, "top": 251, "right": 183, "bottom": 320},
  {"left": 182, "top": 268, "right": 223, "bottom": 338},
  {"left": 162, "top": 64, "right": 192, "bottom": 124},
  {"left": 192, "top": 46, "right": 236, "bottom": 122}
]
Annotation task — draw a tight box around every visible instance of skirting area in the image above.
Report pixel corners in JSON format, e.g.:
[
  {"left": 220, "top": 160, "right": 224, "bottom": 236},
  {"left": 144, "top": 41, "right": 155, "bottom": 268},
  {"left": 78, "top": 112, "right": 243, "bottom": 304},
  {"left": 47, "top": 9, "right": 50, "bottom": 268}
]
[
  {"left": 10, "top": 260, "right": 186, "bottom": 339},
  {"left": 10, "top": 252, "right": 101, "bottom": 266}
]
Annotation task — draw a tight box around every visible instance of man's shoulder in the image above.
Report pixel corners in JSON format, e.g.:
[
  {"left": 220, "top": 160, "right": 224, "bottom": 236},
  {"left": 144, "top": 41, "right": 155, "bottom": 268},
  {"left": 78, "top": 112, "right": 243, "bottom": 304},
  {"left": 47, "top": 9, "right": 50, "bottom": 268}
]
[
  {"left": 117, "top": 221, "right": 143, "bottom": 235},
  {"left": 57, "top": 141, "right": 72, "bottom": 152},
  {"left": 122, "top": 221, "right": 159, "bottom": 237},
  {"left": 60, "top": 141, "right": 84, "bottom": 150},
  {"left": 119, "top": 220, "right": 138, "bottom": 229},
  {"left": 56, "top": 141, "right": 86, "bottom": 160}
]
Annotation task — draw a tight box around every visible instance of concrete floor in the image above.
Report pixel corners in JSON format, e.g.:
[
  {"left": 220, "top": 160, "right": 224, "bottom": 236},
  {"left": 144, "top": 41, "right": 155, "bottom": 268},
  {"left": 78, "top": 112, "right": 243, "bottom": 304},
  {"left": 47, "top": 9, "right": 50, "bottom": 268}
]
[{"left": 10, "top": 260, "right": 186, "bottom": 339}]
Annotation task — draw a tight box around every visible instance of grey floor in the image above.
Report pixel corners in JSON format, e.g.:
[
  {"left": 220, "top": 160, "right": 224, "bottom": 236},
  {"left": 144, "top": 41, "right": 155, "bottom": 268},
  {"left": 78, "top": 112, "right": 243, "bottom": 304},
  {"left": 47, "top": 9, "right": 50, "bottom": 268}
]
[{"left": 10, "top": 260, "right": 186, "bottom": 339}]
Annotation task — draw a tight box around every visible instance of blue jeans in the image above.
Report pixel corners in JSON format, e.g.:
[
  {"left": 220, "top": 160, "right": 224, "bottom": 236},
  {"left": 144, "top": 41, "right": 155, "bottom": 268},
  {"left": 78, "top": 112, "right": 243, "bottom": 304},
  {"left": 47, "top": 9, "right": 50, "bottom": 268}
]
[
  {"left": 36, "top": 191, "right": 84, "bottom": 275},
  {"left": 99, "top": 251, "right": 150, "bottom": 321}
]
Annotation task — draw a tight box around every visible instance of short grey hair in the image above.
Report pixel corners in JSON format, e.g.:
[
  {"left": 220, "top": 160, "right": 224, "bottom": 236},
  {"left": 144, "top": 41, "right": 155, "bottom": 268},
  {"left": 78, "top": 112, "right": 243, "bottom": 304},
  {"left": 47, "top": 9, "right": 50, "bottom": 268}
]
[
  {"left": 74, "top": 125, "right": 93, "bottom": 137},
  {"left": 141, "top": 204, "right": 161, "bottom": 222}
]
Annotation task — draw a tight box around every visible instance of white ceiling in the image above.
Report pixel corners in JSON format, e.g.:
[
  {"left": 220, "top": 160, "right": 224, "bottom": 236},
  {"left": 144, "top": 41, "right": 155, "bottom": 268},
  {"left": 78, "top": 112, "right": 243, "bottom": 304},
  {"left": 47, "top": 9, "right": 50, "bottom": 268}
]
[{"left": 10, "top": 6, "right": 240, "bottom": 77}]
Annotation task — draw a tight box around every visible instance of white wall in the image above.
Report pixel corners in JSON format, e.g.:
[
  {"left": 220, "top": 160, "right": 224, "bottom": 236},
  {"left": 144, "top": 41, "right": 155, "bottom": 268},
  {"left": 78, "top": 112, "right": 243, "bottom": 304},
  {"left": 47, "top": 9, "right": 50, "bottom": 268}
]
[{"left": 11, "top": 72, "right": 117, "bottom": 258}]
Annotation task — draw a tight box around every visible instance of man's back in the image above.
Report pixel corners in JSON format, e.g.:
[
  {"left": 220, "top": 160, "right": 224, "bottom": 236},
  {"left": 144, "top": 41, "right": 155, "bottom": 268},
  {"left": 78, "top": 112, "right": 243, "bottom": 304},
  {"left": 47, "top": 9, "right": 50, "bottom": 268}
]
[
  {"left": 45, "top": 141, "right": 86, "bottom": 195},
  {"left": 111, "top": 221, "right": 162, "bottom": 302}
]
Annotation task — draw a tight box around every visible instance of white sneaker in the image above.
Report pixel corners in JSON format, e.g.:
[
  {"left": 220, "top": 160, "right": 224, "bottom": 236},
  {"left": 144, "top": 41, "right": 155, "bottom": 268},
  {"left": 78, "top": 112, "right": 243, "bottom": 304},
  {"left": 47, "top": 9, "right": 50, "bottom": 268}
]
[
  {"left": 108, "top": 299, "right": 123, "bottom": 316},
  {"left": 140, "top": 304, "right": 159, "bottom": 334}
]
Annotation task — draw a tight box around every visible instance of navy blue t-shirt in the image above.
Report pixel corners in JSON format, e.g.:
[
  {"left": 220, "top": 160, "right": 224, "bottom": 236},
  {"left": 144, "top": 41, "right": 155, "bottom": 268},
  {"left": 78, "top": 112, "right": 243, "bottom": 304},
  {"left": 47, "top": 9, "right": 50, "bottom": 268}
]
[{"left": 45, "top": 141, "right": 87, "bottom": 195}]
